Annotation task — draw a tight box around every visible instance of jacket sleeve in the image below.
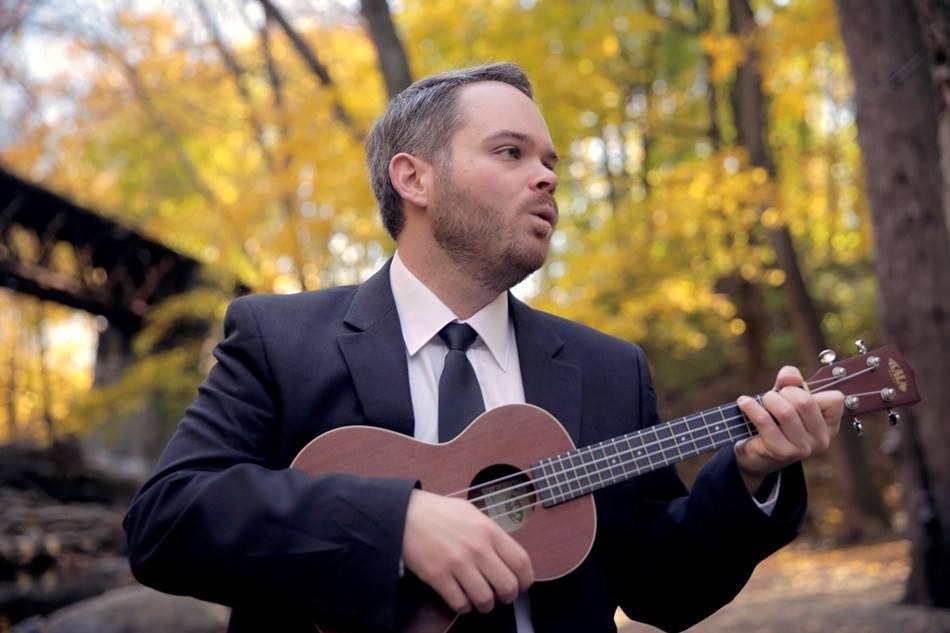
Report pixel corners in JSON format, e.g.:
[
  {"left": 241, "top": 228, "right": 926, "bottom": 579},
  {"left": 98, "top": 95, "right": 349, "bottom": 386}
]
[
  {"left": 604, "top": 345, "right": 806, "bottom": 632},
  {"left": 123, "top": 297, "right": 416, "bottom": 631}
]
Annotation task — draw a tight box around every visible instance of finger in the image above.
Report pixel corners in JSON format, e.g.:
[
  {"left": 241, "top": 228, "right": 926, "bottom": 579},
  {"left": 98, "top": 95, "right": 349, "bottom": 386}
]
[
  {"left": 475, "top": 547, "right": 521, "bottom": 605},
  {"left": 773, "top": 365, "right": 805, "bottom": 391},
  {"left": 454, "top": 564, "right": 495, "bottom": 614},
  {"left": 762, "top": 390, "right": 812, "bottom": 451},
  {"left": 492, "top": 531, "right": 535, "bottom": 593},
  {"left": 433, "top": 576, "right": 471, "bottom": 614},
  {"left": 813, "top": 389, "right": 845, "bottom": 430},
  {"left": 777, "top": 387, "right": 828, "bottom": 452},
  {"left": 738, "top": 395, "right": 798, "bottom": 459}
]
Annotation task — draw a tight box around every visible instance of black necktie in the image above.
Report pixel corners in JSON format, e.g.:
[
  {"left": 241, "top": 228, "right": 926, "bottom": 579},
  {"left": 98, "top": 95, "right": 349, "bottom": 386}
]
[
  {"left": 437, "top": 322, "right": 485, "bottom": 442},
  {"left": 435, "top": 322, "right": 517, "bottom": 632}
]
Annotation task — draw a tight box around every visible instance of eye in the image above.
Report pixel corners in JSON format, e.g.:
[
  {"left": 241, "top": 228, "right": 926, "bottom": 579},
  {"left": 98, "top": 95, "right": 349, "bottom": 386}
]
[{"left": 499, "top": 146, "right": 521, "bottom": 159}]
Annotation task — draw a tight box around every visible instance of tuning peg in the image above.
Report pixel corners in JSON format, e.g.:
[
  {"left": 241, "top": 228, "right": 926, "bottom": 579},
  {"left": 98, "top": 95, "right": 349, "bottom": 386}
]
[
  {"left": 852, "top": 418, "right": 864, "bottom": 435},
  {"left": 819, "top": 349, "right": 837, "bottom": 366},
  {"left": 855, "top": 339, "right": 868, "bottom": 354},
  {"left": 888, "top": 409, "right": 901, "bottom": 426}
]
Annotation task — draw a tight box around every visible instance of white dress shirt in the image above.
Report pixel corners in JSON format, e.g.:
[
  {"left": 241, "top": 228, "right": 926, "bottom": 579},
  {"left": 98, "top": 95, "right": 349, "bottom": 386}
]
[{"left": 387, "top": 250, "right": 777, "bottom": 632}]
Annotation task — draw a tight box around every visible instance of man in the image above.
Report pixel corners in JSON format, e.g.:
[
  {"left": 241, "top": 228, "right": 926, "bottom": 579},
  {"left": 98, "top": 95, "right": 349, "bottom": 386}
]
[{"left": 124, "top": 63, "right": 844, "bottom": 633}]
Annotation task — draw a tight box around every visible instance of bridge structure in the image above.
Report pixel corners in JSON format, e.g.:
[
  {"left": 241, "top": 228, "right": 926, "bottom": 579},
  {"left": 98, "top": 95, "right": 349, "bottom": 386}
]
[
  {"left": 0, "top": 167, "right": 203, "bottom": 339},
  {"left": 0, "top": 166, "right": 241, "bottom": 465}
]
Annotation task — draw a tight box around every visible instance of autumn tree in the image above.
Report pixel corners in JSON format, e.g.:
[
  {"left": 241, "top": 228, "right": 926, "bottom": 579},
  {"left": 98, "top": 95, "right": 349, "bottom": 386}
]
[{"left": 835, "top": 0, "right": 950, "bottom": 607}]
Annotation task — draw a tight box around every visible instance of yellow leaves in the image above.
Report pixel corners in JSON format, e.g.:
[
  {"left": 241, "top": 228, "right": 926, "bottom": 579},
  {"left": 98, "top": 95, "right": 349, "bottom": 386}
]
[
  {"left": 729, "top": 318, "right": 747, "bottom": 336},
  {"left": 761, "top": 206, "right": 782, "bottom": 228},
  {"left": 700, "top": 32, "right": 746, "bottom": 82},
  {"left": 766, "top": 269, "right": 787, "bottom": 287},
  {"left": 625, "top": 11, "right": 665, "bottom": 34},
  {"left": 601, "top": 35, "right": 620, "bottom": 58}
]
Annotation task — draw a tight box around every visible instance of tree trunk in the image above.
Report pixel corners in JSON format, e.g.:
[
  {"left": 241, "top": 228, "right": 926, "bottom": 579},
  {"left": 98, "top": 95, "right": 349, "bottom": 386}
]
[
  {"left": 729, "top": 0, "right": 890, "bottom": 540},
  {"left": 911, "top": 0, "right": 950, "bottom": 240},
  {"left": 5, "top": 309, "right": 20, "bottom": 442},
  {"left": 34, "top": 302, "right": 54, "bottom": 444},
  {"left": 359, "top": 0, "right": 413, "bottom": 99},
  {"left": 835, "top": 0, "right": 950, "bottom": 607}
]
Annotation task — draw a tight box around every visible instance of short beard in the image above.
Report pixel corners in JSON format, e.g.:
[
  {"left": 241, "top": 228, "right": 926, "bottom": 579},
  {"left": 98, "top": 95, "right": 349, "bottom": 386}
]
[{"left": 431, "top": 167, "right": 545, "bottom": 294}]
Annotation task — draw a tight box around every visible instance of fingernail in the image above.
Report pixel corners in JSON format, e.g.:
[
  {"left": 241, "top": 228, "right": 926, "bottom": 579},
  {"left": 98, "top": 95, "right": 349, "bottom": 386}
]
[{"left": 737, "top": 396, "right": 749, "bottom": 405}]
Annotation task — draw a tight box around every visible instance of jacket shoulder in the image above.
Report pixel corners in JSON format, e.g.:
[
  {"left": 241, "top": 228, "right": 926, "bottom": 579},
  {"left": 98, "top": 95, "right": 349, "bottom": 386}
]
[
  {"left": 530, "top": 306, "right": 645, "bottom": 360},
  {"left": 226, "top": 285, "right": 359, "bottom": 330}
]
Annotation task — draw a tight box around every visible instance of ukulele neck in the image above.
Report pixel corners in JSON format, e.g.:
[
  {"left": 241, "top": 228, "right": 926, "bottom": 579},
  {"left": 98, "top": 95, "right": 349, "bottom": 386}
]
[{"left": 530, "top": 401, "right": 757, "bottom": 507}]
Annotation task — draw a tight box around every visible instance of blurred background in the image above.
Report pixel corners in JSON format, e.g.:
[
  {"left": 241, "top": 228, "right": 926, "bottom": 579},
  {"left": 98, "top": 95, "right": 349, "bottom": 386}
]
[{"left": 0, "top": 0, "right": 948, "bottom": 631}]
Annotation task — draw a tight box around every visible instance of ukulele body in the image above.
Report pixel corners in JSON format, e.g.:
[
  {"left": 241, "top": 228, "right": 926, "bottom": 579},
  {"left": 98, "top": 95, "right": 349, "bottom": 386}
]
[{"left": 291, "top": 403, "right": 597, "bottom": 633}]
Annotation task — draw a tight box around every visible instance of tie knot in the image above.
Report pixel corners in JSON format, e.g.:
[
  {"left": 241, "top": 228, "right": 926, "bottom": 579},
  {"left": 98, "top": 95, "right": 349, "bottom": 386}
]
[{"left": 438, "top": 322, "right": 479, "bottom": 352}]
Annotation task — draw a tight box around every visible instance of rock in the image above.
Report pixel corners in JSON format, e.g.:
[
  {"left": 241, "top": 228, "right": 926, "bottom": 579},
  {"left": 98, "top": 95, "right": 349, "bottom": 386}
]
[{"left": 11, "top": 584, "right": 229, "bottom": 633}]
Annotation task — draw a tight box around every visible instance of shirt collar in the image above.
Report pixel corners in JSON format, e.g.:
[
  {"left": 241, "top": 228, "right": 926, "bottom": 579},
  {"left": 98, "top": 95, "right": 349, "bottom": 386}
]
[{"left": 389, "top": 251, "right": 512, "bottom": 371}]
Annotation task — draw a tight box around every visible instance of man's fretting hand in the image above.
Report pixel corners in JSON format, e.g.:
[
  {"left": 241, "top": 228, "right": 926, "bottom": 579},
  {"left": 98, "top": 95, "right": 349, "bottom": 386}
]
[
  {"left": 402, "top": 489, "right": 534, "bottom": 615},
  {"left": 735, "top": 366, "right": 844, "bottom": 496}
]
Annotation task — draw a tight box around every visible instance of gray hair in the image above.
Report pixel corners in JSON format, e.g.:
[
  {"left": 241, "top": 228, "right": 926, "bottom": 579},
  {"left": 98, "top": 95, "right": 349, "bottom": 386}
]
[{"left": 366, "top": 62, "right": 534, "bottom": 239}]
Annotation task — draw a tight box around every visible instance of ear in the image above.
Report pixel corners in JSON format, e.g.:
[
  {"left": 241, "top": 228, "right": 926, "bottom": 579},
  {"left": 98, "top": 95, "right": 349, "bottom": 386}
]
[{"left": 389, "top": 152, "right": 432, "bottom": 210}]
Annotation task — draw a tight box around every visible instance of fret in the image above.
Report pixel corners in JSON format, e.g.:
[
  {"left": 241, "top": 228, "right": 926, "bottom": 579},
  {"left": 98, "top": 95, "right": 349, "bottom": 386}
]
[
  {"left": 640, "top": 429, "right": 657, "bottom": 470},
  {"left": 603, "top": 440, "right": 624, "bottom": 482},
  {"left": 554, "top": 454, "right": 571, "bottom": 500},
  {"left": 669, "top": 417, "right": 690, "bottom": 459},
  {"left": 669, "top": 420, "right": 684, "bottom": 461},
  {"left": 694, "top": 410, "right": 716, "bottom": 452},
  {"left": 614, "top": 438, "right": 633, "bottom": 478},
  {"left": 543, "top": 458, "right": 557, "bottom": 503},
  {"left": 585, "top": 445, "right": 606, "bottom": 489},
  {"left": 718, "top": 406, "right": 736, "bottom": 443},
  {"left": 566, "top": 453, "right": 584, "bottom": 497},
  {"left": 533, "top": 460, "right": 557, "bottom": 507},
  {"left": 679, "top": 414, "right": 702, "bottom": 457},
  {"left": 622, "top": 434, "right": 645, "bottom": 476},
  {"left": 653, "top": 425, "right": 677, "bottom": 466},
  {"left": 579, "top": 448, "right": 599, "bottom": 492},
  {"left": 590, "top": 443, "right": 609, "bottom": 486}
]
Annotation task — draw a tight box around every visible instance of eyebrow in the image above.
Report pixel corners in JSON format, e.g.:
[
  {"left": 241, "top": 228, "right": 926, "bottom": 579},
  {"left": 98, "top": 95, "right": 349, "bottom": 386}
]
[{"left": 484, "top": 129, "right": 559, "bottom": 165}]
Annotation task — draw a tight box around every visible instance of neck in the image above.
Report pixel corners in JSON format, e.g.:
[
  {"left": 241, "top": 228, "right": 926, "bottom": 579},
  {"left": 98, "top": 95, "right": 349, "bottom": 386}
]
[
  {"left": 396, "top": 232, "right": 500, "bottom": 320},
  {"left": 532, "top": 400, "right": 758, "bottom": 507}
]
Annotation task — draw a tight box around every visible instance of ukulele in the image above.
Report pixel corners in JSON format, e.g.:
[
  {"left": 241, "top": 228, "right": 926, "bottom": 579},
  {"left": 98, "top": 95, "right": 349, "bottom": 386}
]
[{"left": 291, "top": 343, "right": 920, "bottom": 633}]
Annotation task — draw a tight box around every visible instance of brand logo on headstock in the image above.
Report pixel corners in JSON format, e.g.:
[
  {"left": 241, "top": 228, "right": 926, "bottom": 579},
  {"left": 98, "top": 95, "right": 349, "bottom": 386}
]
[{"left": 888, "top": 358, "right": 908, "bottom": 392}]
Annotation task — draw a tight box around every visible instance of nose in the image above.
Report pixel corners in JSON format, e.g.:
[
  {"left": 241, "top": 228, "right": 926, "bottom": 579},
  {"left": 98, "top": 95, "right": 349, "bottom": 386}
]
[{"left": 531, "top": 163, "right": 558, "bottom": 195}]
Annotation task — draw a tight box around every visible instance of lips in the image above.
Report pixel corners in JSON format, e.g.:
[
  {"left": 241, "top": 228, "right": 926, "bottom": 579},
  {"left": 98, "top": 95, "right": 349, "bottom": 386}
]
[{"left": 531, "top": 204, "right": 558, "bottom": 229}]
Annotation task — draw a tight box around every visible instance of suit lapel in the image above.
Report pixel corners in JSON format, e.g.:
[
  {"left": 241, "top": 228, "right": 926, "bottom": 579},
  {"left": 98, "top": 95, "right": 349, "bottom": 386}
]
[
  {"left": 510, "top": 296, "right": 583, "bottom": 446},
  {"left": 337, "top": 260, "right": 415, "bottom": 437}
]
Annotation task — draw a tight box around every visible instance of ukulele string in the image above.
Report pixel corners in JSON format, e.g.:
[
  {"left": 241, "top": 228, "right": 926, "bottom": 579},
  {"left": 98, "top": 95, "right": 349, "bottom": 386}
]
[
  {"left": 444, "top": 372, "right": 844, "bottom": 501},
  {"left": 465, "top": 367, "right": 875, "bottom": 515},
  {"left": 473, "top": 412, "right": 758, "bottom": 517},
  {"left": 453, "top": 405, "right": 753, "bottom": 505},
  {"left": 807, "top": 365, "right": 875, "bottom": 393},
  {"left": 444, "top": 398, "right": 760, "bottom": 503}
]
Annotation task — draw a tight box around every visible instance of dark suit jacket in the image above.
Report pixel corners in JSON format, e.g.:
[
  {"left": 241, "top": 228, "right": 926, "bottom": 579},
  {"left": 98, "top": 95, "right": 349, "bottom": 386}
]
[{"left": 124, "top": 261, "right": 806, "bottom": 633}]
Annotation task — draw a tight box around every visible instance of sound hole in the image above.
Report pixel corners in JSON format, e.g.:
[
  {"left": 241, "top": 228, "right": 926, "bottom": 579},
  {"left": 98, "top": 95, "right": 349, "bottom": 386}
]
[{"left": 468, "top": 464, "right": 536, "bottom": 533}]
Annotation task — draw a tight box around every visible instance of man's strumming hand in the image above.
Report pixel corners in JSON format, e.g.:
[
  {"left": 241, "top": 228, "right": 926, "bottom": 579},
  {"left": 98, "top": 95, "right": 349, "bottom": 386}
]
[
  {"left": 734, "top": 366, "right": 844, "bottom": 497},
  {"left": 402, "top": 489, "right": 534, "bottom": 615}
]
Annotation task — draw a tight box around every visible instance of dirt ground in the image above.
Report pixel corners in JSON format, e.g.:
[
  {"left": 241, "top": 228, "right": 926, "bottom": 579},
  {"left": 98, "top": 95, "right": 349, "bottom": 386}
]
[{"left": 617, "top": 540, "right": 950, "bottom": 633}]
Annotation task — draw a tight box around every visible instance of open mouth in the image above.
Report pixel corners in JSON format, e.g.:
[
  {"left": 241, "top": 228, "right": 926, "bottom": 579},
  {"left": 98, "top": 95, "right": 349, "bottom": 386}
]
[{"left": 532, "top": 205, "right": 557, "bottom": 228}]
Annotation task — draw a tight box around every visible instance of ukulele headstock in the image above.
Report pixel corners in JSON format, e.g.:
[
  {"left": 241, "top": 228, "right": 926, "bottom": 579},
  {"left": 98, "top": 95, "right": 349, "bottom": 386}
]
[{"left": 807, "top": 341, "right": 921, "bottom": 434}]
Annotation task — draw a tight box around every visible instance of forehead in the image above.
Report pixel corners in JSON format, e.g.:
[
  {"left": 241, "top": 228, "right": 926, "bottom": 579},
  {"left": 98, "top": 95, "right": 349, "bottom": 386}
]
[{"left": 452, "top": 81, "right": 553, "bottom": 145}]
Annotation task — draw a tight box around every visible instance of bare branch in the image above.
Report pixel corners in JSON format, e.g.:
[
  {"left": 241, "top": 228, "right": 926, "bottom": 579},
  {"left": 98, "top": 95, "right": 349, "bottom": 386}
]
[
  {"left": 256, "top": 0, "right": 363, "bottom": 139},
  {"left": 193, "top": 0, "right": 274, "bottom": 171}
]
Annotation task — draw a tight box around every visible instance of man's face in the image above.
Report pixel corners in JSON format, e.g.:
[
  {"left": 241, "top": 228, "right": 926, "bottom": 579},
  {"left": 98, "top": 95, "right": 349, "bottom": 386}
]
[{"left": 428, "top": 81, "right": 559, "bottom": 293}]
